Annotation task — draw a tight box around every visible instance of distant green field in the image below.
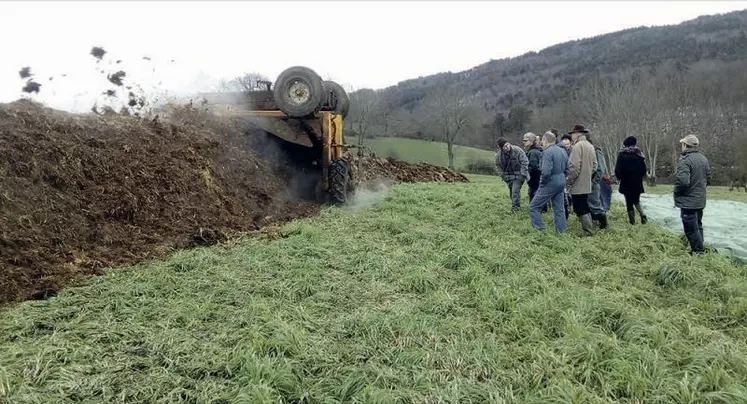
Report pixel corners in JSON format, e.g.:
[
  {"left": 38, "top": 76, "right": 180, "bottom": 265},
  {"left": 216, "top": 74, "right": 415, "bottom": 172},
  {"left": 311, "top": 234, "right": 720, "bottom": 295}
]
[{"left": 364, "top": 137, "right": 495, "bottom": 173}]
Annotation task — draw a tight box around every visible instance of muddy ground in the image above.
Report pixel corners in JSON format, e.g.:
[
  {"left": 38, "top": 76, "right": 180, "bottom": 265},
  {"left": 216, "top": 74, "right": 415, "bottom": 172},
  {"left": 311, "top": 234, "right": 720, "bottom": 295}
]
[
  {"left": 351, "top": 155, "right": 469, "bottom": 185},
  {"left": 0, "top": 100, "right": 466, "bottom": 306}
]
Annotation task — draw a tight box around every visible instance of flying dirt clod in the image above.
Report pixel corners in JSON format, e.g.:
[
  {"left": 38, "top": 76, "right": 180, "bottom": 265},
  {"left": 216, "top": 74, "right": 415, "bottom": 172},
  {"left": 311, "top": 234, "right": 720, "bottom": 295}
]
[
  {"left": 22, "top": 80, "right": 41, "bottom": 94},
  {"left": 107, "top": 71, "right": 126, "bottom": 86},
  {"left": 18, "top": 67, "right": 32, "bottom": 79},
  {"left": 90, "top": 46, "right": 106, "bottom": 60}
]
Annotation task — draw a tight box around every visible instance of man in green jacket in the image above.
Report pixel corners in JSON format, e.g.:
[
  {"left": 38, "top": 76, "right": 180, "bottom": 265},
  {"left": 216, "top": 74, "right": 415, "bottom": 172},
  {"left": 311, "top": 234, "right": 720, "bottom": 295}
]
[
  {"left": 674, "top": 134, "right": 711, "bottom": 255},
  {"left": 496, "top": 137, "right": 530, "bottom": 212}
]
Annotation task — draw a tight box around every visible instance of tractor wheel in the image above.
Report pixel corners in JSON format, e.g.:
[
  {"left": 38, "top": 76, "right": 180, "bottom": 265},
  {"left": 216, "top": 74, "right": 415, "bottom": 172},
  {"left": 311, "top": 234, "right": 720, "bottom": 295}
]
[
  {"left": 273, "top": 66, "right": 324, "bottom": 118},
  {"left": 322, "top": 80, "right": 350, "bottom": 118},
  {"left": 328, "top": 158, "right": 355, "bottom": 205}
]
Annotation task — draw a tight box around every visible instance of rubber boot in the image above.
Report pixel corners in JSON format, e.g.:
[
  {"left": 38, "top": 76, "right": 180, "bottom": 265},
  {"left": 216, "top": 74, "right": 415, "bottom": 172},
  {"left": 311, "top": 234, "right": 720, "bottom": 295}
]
[
  {"left": 627, "top": 210, "right": 636, "bottom": 225},
  {"left": 634, "top": 203, "right": 647, "bottom": 224},
  {"left": 580, "top": 213, "right": 595, "bottom": 236},
  {"left": 598, "top": 213, "right": 609, "bottom": 229}
]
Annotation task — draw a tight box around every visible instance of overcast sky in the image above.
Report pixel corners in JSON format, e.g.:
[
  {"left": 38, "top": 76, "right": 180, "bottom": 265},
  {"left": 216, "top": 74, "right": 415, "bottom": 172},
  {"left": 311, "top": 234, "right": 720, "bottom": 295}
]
[{"left": 1, "top": 1, "right": 746, "bottom": 112}]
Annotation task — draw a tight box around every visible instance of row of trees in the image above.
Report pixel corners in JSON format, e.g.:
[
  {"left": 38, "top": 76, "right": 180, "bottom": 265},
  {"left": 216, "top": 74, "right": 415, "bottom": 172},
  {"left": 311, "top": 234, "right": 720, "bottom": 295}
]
[
  {"left": 217, "top": 61, "right": 747, "bottom": 184},
  {"left": 345, "top": 59, "right": 747, "bottom": 184},
  {"left": 571, "top": 60, "right": 747, "bottom": 185}
]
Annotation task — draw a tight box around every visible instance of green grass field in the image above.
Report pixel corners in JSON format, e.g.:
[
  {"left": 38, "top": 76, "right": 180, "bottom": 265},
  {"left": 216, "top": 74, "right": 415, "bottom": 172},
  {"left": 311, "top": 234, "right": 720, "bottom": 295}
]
[
  {"left": 2, "top": 177, "right": 747, "bottom": 403},
  {"left": 365, "top": 137, "right": 495, "bottom": 172}
]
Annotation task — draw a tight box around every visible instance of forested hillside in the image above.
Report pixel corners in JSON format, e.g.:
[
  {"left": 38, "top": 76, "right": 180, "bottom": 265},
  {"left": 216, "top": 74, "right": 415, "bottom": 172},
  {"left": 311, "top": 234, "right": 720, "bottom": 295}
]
[{"left": 345, "top": 9, "right": 747, "bottom": 184}]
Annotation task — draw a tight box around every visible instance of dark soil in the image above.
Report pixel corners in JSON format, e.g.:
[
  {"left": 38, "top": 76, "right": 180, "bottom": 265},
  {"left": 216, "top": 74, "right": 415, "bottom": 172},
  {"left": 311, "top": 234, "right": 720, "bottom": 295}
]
[
  {"left": 350, "top": 155, "right": 470, "bottom": 185},
  {"left": 0, "top": 101, "right": 319, "bottom": 306},
  {"left": 0, "top": 101, "right": 469, "bottom": 307}
]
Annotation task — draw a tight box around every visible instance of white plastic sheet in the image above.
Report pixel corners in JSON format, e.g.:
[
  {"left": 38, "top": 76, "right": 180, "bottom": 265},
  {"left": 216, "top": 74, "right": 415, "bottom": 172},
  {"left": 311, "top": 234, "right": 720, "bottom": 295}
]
[{"left": 613, "top": 193, "right": 747, "bottom": 261}]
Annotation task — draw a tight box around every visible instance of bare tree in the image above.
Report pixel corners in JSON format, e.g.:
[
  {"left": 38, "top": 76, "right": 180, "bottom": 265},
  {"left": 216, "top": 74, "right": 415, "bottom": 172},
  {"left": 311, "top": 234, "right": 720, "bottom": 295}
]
[
  {"left": 579, "top": 74, "right": 635, "bottom": 173},
  {"left": 420, "top": 86, "right": 479, "bottom": 169},
  {"left": 347, "top": 88, "right": 379, "bottom": 148},
  {"left": 220, "top": 72, "right": 271, "bottom": 92}
]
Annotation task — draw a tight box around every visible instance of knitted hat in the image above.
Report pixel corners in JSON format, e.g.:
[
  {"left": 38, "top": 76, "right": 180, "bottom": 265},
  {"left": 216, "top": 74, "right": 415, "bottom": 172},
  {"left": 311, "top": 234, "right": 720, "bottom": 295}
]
[{"left": 623, "top": 136, "right": 637, "bottom": 147}]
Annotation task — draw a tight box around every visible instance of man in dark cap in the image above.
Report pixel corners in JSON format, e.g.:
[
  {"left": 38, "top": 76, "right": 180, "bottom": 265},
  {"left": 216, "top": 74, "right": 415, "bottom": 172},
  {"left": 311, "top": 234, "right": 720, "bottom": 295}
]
[
  {"left": 674, "top": 134, "right": 711, "bottom": 255},
  {"left": 495, "top": 137, "right": 529, "bottom": 212}
]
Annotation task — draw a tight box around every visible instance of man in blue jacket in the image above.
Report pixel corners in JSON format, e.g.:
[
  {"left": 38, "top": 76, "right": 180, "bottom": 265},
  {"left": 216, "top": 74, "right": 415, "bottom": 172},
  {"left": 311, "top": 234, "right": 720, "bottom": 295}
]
[{"left": 529, "top": 131, "right": 569, "bottom": 232}]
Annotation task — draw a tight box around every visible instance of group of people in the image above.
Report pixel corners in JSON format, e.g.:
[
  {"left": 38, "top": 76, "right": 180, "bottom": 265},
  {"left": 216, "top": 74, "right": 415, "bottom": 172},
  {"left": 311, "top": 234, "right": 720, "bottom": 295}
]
[{"left": 495, "top": 125, "right": 712, "bottom": 255}]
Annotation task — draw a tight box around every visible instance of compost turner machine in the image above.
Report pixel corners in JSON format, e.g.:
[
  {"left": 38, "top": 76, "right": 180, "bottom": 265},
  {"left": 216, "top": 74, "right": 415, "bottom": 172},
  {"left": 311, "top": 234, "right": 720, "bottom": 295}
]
[{"left": 203, "top": 66, "right": 358, "bottom": 204}]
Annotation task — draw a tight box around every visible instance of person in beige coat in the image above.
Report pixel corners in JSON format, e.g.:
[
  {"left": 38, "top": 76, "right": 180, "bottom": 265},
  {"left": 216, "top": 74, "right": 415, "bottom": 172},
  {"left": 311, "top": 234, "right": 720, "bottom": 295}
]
[{"left": 566, "top": 124, "right": 598, "bottom": 236}]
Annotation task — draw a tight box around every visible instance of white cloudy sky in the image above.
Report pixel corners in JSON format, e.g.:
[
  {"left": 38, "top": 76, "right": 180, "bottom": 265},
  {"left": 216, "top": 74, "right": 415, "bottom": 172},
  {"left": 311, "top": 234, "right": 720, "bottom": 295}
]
[{"left": 1, "top": 0, "right": 746, "bottom": 112}]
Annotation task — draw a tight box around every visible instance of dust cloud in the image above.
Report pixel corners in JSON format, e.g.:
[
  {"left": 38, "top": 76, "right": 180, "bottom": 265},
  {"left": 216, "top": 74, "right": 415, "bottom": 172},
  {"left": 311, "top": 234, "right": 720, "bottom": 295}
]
[{"left": 348, "top": 181, "right": 392, "bottom": 209}]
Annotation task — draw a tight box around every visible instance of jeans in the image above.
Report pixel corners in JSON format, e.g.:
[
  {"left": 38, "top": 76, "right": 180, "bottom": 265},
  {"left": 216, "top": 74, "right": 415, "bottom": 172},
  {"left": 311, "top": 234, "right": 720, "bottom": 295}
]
[
  {"left": 588, "top": 181, "right": 605, "bottom": 216},
  {"left": 530, "top": 182, "right": 566, "bottom": 232},
  {"left": 681, "top": 208, "right": 704, "bottom": 253},
  {"left": 506, "top": 179, "right": 524, "bottom": 210},
  {"left": 600, "top": 181, "right": 612, "bottom": 212}
]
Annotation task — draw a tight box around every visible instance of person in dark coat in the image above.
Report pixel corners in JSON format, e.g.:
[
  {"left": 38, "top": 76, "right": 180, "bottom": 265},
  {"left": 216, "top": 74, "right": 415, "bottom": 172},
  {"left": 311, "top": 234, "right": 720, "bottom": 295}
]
[
  {"left": 559, "top": 134, "right": 573, "bottom": 219},
  {"left": 674, "top": 134, "right": 711, "bottom": 255},
  {"left": 614, "top": 136, "right": 648, "bottom": 225},
  {"left": 522, "top": 132, "right": 544, "bottom": 204}
]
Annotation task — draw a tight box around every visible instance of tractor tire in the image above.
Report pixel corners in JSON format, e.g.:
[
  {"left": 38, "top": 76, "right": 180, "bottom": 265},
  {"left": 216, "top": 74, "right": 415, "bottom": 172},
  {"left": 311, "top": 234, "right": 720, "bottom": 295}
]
[
  {"left": 273, "top": 66, "right": 324, "bottom": 118},
  {"left": 328, "top": 158, "right": 355, "bottom": 205},
  {"left": 322, "top": 80, "right": 350, "bottom": 118}
]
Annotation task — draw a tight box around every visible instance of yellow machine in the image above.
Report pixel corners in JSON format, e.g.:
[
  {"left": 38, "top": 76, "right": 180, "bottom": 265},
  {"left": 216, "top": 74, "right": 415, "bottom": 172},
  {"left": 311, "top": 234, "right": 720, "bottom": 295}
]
[{"left": 202, "top": 66, "right": 356, "bottom": 204}]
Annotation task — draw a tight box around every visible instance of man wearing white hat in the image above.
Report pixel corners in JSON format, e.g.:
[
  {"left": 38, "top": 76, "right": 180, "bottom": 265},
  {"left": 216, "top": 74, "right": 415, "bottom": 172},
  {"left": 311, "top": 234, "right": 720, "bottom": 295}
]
[{"left": 674, "top": 134, "right": 711, "bottom": 255}]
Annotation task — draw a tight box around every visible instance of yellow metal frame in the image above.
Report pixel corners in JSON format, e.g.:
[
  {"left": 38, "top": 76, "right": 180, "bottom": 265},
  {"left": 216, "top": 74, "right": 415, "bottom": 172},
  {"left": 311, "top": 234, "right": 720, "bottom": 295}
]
[{"left": 244, "top": 110, "right": 344, "bottom": 193}]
